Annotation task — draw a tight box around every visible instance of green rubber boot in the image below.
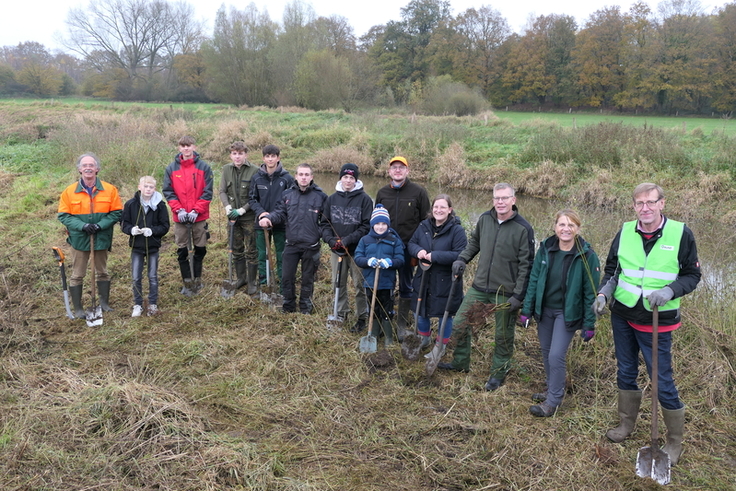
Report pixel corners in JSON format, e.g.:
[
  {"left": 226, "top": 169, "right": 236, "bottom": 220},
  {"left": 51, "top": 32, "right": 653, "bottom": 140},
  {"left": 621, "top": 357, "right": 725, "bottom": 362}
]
[{"left": 69, "top": 284, "right": 86, "bottom": 319}]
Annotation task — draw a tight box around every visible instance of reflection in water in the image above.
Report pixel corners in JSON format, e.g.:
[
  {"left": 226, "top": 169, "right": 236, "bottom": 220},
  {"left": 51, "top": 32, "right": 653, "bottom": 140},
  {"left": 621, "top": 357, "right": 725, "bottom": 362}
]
[{"left": 314, "top": 172, "right": 733, "bottom": 296}]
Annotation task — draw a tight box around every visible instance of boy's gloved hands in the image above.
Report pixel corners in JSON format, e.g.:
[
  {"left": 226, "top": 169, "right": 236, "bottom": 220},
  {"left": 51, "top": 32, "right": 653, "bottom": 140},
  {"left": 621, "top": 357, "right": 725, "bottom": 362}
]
[
  {"left": 378, "top": 258, "right": 392, "bottom": 269},
  {"left": 177, "top": 209, "right": 188, "bottom": 222},
  {"left": 186, "top": 211, "right": 198, "bottom": 223},
  {"left": 367, "top": 257, "right": 379, "bottom": 268},
  {"left": 142, "top": 228, "right": 152, "bottom": 237}
]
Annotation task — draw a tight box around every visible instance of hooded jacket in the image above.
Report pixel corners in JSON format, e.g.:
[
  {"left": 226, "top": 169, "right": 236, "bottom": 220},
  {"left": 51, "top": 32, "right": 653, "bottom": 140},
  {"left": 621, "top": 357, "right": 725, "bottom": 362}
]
[
  {"left": 163, "top": 151, "right": 213, "bottom": 223},
  {"left": 58, "top": 177, "right": 123, "bottom": 251},
  {"left": 408, "top": 215, "right": 467, "bottom": 317},
  {"left": 459, "top": 205, "right": 535, "bottom": 302},
  {"left": 248, "top": 162, "right": 294, "bottom": 231},
  {"left": 120, "top": 191, "right": 171, "bottom": 255},
  {"left": 321, "top": 180, "right": 373, "bottom": 254},
  {"left": 522, "top": 234, "right": 600, "bottom": 331}
]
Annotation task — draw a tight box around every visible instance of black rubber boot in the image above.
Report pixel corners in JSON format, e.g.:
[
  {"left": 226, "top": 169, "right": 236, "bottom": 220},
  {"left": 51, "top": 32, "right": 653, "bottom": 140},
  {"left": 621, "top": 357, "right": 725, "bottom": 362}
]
[
  {"left": 396, "top": 297, "right": 412, "bottom": 342},
  {"left": 234, "top": 258, "right": 247, "bottom": 289},
  {"left": 247, "top": 262, "right": 259, "bottom": 295},
  {"left": 382, "top": 319, "right": 394, "bottom": 346},
  {"left": 69, "top": 284, "right": 86, "bottom": 319},
  {"left": 97, "top": 281, "right": 113, "bottom": 312}
]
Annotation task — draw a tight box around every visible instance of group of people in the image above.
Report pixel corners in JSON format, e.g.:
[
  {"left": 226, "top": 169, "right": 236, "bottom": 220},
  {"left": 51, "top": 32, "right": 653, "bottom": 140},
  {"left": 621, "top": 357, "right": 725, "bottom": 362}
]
[{"left": 57, "top": 139, "right": 700, "bottom": 468}]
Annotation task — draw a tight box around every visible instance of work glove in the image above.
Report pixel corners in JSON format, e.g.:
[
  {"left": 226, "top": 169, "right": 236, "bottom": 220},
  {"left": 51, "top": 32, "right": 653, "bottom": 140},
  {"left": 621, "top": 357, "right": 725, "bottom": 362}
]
[
  {"left": 228, "top": 209, "right": 240, "bottom": 220},
  {"left": 519, "top": 315, "right": 530, "bottom": 328},
  {"left": 367, "top": 257, "right": 379, "bottom": 268},
  {"left": 592, "top": 295, "right": 607, "bottom": 317},
  {"left": 177, "top": 209, "right": 188, "bottom": 223},
  {"left": 82, "top": 223, "right": 100, "bottom": 234},
  {"left": 131, "top": 226, "right": 143, "bottom": 236},
  {"left": 378, "top": 258, "right": 392, "bottom": 269},
  {"left": 508, "top": 296, "right": 522, "bottom": 312},
  {"left": 142, "top": 228, "right": 152, "bottom": 237},
  {"left": 451, "top": 260, "right": 466, "bottom": 276},
  {"left": 331, "top": 239, "right": 344, "bottom": 251},
  {"left": 186, "top": 210, "right": 199, "bottom": 223},
  {"left": 647, "top": 286, "right": 674, "bottom": 307},
  {"left": 224, "top": 205, "right": 232, "bottom": 215},
  {"left": 580, "top": 330, "right": 595, "bottom": 342},
  {"left": 236, "top": 207, "right": 246, "bottom": 216}
]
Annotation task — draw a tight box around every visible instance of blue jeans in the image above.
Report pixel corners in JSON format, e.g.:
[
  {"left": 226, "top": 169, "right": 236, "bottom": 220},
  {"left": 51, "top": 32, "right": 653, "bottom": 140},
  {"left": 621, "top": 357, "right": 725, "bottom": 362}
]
[
  {"left": 131, "top": 251, "right": 159, "bottom": 306},
  {"left": 611, "top": 312, "right": 683, "bottom": 410},
  {"left": 537, "top": 309, "right": 575, "bottom": 407},
  {"left": 417, "top": 315, "right": 454, "bottom": 343}
]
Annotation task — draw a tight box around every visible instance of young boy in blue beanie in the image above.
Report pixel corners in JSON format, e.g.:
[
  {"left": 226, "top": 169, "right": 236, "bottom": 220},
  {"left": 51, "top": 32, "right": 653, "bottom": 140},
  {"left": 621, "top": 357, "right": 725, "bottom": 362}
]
[{"left": 354, "top": 204, "right": 405, "bottom": 346}]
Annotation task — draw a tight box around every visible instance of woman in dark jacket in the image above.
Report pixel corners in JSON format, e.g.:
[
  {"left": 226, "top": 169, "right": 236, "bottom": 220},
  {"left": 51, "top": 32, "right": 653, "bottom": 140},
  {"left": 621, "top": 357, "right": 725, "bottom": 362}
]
[
  {"left": 520, "top": 209, "right": 600, "bottom": 417},
  {"left": 408, "top": 194, "right": 467, "bottom": 349}
]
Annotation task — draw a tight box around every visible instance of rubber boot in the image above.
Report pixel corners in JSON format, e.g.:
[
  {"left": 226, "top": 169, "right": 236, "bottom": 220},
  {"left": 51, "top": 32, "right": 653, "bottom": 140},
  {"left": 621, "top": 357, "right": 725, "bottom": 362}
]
[
  {"left": 97, "top": 281, "right": 113, "bottom": 312},
  {"left": 370, "top": 317, "right": 381, "bottom": 338},
  {"left": 234, "top": 258, "right": 247, "bottom": 289},
  {"left": 69, "top": 284, "right": 86, "bottom": 319},
  {"left": 662, "top": 406, "right": 685, "bottom": 466},
  {"left": 396, "top": 297, "right": 412, "bottom": 342},
  {"left": 247, "top": 262, "right": 259, "bottom": 295},
  {"left": 193, "top": 277, "right": 203, "bottom": 294},
  {"left": 193, "top": 246, "right": 206, "bottom": 294},
  {"left": 606, "top": 389, "right": 642, "bottom": 443},
  {"left": 382, "top": 319, "right": 394, "bottom": 347},
  {"left": 181, "top": 279, "right": 194, "bottom": 297}
]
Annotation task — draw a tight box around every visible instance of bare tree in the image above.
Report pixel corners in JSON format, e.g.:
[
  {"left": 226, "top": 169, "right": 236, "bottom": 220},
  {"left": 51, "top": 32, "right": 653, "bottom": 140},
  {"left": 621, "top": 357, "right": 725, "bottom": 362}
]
[{"left": 64, "top": 0, "right": 203, "bottom": 83}]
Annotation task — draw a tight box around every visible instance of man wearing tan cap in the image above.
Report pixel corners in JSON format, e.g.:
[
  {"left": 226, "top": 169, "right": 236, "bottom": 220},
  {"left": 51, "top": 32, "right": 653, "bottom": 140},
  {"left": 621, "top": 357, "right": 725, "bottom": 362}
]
[{"left": 375, "top": 156, "right": 430, "bottom": 341}]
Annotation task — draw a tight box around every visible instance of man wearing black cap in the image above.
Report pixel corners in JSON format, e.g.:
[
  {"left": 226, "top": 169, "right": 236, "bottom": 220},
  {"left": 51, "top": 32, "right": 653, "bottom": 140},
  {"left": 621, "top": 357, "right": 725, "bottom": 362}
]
[
  {"left": 375, "top": 156, "right": 431, "bottom": 340},
  {"left": 321, "top": 163, "right": 374, "bottom": 331}
]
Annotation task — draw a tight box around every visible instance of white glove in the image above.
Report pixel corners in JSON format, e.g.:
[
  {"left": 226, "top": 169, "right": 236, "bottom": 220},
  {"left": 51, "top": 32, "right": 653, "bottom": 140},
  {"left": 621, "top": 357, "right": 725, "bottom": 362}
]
[
  {"left": 225, "top": 205, "right": 232, "bottom": 215},
  {"left": 237, "top": 207, "right": 246, "bottom": 216},
  {"left": 142, "top": 228, "right": 152, "bottom": 237},
  {"left": 131, "top": 226, "right": 143, "bottom": 235},
  {"left": 367, "top": 257, "right": 378, "bottom": 268}
]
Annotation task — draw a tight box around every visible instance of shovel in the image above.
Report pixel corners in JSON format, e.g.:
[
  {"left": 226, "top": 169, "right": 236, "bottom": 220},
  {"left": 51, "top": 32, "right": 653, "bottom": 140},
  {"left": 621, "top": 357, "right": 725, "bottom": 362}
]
[
  {"left": 52, "top": 247, "right": 75, "bottom": 319},
  {"left": 260, "top": 228, "right": 282, "bottom": 305},
  {"left": 636, "top": 305, "right": 671, "bottom": 485},
  {"left": 401, "top": 259, "right": 431, "bottom": 360},
  {"left": 359, "top": 266, "right": 380, "bottom": 354},
  {"left": 425, "top": 272, "right": 461, "bottom": 376},
  {"left": 221, "top": 219, "right": 237, "bottom": 298},
  {"left": 327, "top": 252, "right": 346, "bottom": 332},
  {"left": 85, "top": 234, "right": 103, "bottom": 327}
]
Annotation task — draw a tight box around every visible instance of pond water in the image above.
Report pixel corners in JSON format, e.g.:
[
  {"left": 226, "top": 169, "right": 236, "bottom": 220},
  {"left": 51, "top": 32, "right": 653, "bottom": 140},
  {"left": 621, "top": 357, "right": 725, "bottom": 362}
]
[{"left": 313, "top": 172, "right": 732, "bottom": 300}]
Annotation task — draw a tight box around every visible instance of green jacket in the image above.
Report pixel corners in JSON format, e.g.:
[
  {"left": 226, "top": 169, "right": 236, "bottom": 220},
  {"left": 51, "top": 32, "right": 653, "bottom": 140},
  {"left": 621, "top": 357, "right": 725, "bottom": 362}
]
[
  {"left": 459, "top": 206, "right": 535, "bottom": 302},
  {"left": 219, "top": 162, "right": 259, "bottom": 219},
  {"left": 522, "top": 234, "right": 600, "bottom": 331}
]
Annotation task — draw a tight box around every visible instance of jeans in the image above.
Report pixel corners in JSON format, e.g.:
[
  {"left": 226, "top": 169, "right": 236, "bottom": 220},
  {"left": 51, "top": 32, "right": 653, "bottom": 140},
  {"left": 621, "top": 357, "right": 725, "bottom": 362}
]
[
  {"left": 131, "top": 251, "right": 159, "bottom": 306},
  {"left": 537, "top": 309, "right": 576, "bottom": 407},
  {"left": 417, "top": 315, "right": 454, "bottom": 343},
  {"left": 611, "top": 312, "right": 683, "bottom": 410}
]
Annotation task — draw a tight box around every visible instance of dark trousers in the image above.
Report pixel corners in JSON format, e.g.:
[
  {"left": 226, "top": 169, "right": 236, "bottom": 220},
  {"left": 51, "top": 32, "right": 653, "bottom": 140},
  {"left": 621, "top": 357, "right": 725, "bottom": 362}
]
[{"left": 281, "top": 242, "right": 320, "bottom": 313}]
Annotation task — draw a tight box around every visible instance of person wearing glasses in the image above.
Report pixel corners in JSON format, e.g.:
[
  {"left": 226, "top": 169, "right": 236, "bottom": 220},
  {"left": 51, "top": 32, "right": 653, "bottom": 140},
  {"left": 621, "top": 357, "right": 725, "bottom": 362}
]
[
  {"left": 592, "top": 183, "right": 700, "bottom": 466},
  {"left": 439, "top": 183, "right": 535, "bottom": 392}
]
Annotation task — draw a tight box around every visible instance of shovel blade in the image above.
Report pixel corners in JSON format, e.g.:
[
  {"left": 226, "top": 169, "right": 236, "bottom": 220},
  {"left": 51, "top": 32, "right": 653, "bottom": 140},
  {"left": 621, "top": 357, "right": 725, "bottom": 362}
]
[
  {"left": 401, "top": 333, "right": 422, "bottom": 361},
  {"left": 636, "top": 446, "right": 671, "bottom": 485},
  {"left": 359, "top": 334, "right": 377, "bottom": 353},
  {"left": 326, "top": 316, "right": 344, "bottom": 333},
  {"left": 220, "top": 280, "right": 237, "bottom": 298},
  {"left": 424, "top": 344, "right": 446, "bottom": 376},
  {"left": 85, "top": 305, "right": 103, "bottom": 327}
]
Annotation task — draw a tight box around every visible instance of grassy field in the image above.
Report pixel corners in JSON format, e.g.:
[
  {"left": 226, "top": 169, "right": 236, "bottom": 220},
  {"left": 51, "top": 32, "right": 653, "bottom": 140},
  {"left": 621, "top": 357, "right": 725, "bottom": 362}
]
[{"left": 0, "top": 100, "right": 734, "bottom": 490}]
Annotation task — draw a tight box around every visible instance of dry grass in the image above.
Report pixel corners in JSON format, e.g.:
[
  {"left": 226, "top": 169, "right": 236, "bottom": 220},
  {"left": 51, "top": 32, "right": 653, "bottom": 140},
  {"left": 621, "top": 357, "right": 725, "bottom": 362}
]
[{"left": 0, "top": 101, "right": 735, "bottom": 490}]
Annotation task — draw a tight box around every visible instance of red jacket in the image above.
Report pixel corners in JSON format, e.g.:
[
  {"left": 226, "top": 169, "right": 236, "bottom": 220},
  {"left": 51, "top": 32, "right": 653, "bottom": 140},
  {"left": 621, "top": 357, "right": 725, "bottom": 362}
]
[{"left": 163, "top": 152, "right": 214, "bottom": 223}]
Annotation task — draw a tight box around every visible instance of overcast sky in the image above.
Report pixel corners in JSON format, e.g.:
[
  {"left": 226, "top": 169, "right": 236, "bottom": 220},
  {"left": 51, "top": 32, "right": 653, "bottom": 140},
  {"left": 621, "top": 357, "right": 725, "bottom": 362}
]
[{"left": 2, "top": 0, "right": 730, "bottom": 52}]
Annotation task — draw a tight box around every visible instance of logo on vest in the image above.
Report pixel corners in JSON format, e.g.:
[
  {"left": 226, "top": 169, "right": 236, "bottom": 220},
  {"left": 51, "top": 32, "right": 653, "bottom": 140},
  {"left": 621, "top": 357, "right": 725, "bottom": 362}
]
[{"left": 660, "top": 244, "right": 674, "bottom": 251}]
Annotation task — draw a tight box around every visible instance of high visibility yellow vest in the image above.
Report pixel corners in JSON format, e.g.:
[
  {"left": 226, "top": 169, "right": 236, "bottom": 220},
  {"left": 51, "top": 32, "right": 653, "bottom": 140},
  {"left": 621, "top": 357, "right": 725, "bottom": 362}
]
[{"left": 614, "top": 219, "right": 683, "bottom": 312}]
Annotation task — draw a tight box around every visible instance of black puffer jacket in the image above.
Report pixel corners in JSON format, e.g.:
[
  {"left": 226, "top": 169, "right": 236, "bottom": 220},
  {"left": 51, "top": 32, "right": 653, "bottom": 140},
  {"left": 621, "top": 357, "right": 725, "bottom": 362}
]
[
  {"left": 408, "top": 216, "right": 467, "bottom": 317},
  {"left": 120, "top": 191, "right": 170, "bottom": 254},
  {"left": 248, "top": 162, "right": 294, "bottom": 230},
  {"left": 321, "top": 180, "right": 374, "bottom": 254}
]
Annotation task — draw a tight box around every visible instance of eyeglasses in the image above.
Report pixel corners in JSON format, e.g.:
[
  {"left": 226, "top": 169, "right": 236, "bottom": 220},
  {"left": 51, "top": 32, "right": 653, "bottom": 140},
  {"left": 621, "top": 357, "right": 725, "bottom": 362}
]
[
  {"left": 634, "top": 199, "right": 661, "bottom": 210},
  {"left": 493, "top": 196, "right": 513, "bottom": 202}
]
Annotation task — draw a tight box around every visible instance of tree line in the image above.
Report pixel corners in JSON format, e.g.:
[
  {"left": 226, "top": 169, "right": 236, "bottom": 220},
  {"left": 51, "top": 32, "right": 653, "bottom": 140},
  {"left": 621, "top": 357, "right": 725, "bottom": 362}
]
[{"left": 2, "top": 0, "right": 735, "bottom": 115}]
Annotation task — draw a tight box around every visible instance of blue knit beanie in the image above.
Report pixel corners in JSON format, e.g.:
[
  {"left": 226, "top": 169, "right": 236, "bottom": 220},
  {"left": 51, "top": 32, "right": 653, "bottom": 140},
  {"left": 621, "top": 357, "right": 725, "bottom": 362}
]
[{"left": 370, "top": 204, "right": 390, "bottom": 227}]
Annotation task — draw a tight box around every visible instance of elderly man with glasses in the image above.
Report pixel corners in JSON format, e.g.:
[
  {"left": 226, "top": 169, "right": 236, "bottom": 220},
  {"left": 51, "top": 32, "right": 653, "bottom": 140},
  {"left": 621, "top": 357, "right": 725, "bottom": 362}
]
[
  {"left": 593, "top": 182, "right": 701, "bottom": 466},
  {"left": 438, "top": 183, "right": 535, "bottom": 392}
]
